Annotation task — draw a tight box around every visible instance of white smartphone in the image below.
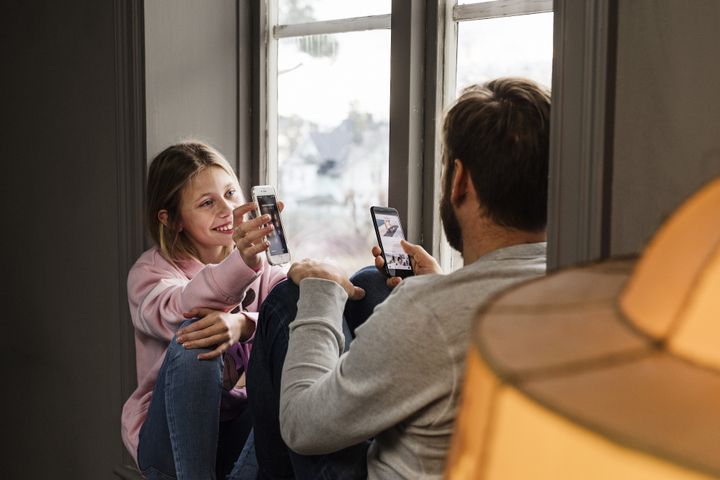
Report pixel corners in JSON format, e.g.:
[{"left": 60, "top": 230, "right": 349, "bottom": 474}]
[
  {"left": 370, "top": 206, "right": 414, "bottom": 278},
  {"left": 250, "top": 185, "right": 291, "bottom": 265}
]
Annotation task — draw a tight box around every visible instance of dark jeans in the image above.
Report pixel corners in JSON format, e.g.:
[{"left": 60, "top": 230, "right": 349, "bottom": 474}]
[
  {"left": 137, "top": 320, "right": 253, "bottom": 480},
  {"left": 246, "top": 266, "right": 391, "bottom": 480}
]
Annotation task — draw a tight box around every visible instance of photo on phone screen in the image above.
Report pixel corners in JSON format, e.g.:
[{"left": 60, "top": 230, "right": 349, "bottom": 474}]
[
  {"left": 252, "top": 186, "right": 291, "bottom": 265},
  {"left": 371, "top": 206, "right": 413, "bottom": 278}
]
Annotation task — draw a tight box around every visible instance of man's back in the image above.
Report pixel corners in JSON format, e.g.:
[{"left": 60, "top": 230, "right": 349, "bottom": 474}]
[{"left": 281, "top": 242, "right": 546, "bottom": 479}]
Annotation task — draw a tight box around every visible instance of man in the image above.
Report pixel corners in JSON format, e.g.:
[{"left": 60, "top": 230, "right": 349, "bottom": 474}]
[{"left": 246, "top": 77, "right": 550, "bottom": 479}]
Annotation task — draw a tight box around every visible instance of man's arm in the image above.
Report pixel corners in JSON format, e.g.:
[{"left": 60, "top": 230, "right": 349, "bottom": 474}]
[{"left": 279, "top": 261, "right": 454, "bottom": 455}]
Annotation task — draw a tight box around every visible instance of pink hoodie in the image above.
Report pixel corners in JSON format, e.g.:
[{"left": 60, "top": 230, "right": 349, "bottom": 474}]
[{"left": 121, "top": 246, "right": 286, "bottom": 463}]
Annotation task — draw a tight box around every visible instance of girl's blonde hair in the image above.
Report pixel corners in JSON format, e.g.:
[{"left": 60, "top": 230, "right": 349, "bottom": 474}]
[{"left": 146, "top": 141, "right": 238, "bottom": 263}]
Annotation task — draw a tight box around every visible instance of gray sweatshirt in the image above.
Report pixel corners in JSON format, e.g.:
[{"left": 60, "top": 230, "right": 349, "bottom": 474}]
[{"left": 280, "top": 242, "right": 547, "bottom": 479}]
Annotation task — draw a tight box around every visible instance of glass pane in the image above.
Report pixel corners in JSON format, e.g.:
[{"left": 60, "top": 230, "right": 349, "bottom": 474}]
[
  {"left": 276, "top": 30, "right": 390, "bottom": 274},
  {"left": 443, "top": 12, "right": 553, "bottom": 271},
  {"left": 278, "top": 0, "right": 391, "bottom": 24},
  {"left": 455, "top": 12, "right": 553, "bottom": 94}
]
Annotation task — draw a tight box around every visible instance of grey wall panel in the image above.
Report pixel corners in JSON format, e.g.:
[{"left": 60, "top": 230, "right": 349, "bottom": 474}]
[
  {"left": 145, "top": 0, "right": 239, "bottom": 174},
  {"left": 0, "top": 0, "right": 143, "bottom": 476},
  {"left": 611, "top": 0, "right": 720, "bottom": 254}
]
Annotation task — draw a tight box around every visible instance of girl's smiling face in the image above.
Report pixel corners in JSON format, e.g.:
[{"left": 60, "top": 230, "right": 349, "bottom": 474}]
[{"left": 176, "top": 166, "right": 242, "bottom": 264}]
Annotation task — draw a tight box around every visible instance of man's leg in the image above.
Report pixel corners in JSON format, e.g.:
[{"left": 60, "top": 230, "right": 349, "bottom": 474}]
[
  {"left": 247, "top": 270, "right": 390, "bottom": 479},
  {"left": 344, "top": 266, "right": 392, "bottom": 337},
  {"left": 246, "top": 279, "right": 297, "bottom": 479},
  {"left": 137, "top": 320, "right": 223, "bottom": 480},
  {"left": 216, "top": 406, "right": 253, "bottom": 479}
]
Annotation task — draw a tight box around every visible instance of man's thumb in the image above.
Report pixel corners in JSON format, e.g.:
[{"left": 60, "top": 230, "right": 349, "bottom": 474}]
[{"left": 400, "top": 239, "right": 416, "bottom": 253}]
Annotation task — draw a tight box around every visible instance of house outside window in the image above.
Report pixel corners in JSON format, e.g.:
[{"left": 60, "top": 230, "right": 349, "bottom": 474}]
[{"left": 271, "top": 0, "right": 392, "bottom": 273}]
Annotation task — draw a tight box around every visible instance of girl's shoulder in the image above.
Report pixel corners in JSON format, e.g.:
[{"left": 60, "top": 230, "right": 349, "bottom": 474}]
[
  {"left": 132, "top": 246, "right": 171, "bottom": 271},
  {"left": 129, "top": 247, "right": 199, "bottom": 282}
]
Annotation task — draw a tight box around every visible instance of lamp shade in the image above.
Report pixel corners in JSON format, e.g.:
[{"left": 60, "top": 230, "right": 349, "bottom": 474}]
[{"left": 445, "top": 179, "right": 720, "bottom": 479}]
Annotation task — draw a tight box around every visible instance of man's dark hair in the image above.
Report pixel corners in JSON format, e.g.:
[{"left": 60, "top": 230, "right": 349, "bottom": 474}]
[{"left": 442, "top": 77, "right": 550, "bottom": 232}]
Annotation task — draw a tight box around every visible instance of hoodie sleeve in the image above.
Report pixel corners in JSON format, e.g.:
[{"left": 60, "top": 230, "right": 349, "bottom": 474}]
[{"left": 127, "top": 249, "right": 260, "bottom": 340}]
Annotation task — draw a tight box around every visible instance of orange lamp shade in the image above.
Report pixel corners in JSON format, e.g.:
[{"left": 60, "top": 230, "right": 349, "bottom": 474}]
[{"left": 445, "top": 179, "right": 720, "bottom": 479}]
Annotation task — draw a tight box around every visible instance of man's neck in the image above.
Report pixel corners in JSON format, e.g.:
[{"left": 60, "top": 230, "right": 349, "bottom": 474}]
[{"left": 461, "top": 218, "right": 546, "bottom": 265}]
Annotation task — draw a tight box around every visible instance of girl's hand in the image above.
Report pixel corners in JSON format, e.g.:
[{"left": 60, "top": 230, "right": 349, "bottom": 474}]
[
  {"left": 176, "top": 308, "right": 255, "bottom": 360},
  {"left": 232, "top": 201, "right": 285, "bottom": 270},
  {"left": 372, "top": 239, "right": 442, "bottom": 288}
]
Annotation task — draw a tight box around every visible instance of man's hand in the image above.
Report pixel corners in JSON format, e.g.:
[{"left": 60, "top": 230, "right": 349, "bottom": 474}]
[
  {"left": 372, "top": 239, "right": 443, "bottom": 288},
  {"left": 176, "top": 308, "right": 255, "bottom": 360},
  {"left": 288, "top": 259, "right": 366, "bottom": 300}
]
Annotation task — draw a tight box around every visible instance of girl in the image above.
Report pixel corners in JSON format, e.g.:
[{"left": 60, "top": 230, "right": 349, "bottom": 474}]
[{"left": 121, "top": 141, "right": 286, "bottom": 479}]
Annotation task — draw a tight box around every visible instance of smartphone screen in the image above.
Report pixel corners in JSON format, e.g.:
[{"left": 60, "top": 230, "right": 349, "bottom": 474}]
[
  {"left": 255, "top": 194, "right": 290, "bottom": 258},
  {"left": 371, "top": 206, "right": 413, "bottom": 278}
]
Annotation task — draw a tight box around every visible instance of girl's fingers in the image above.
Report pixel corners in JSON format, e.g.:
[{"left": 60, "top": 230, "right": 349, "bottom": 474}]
[
  {"left": 242, "top": 214, "right": 271, "bottom": 231},
  {"left": 233, "top": 217, "right": 272, "bottom": 244},
  {"left": 183, "top": 332, "right": 229, "bottom": 350},
  {"left": 178, "top": 322, "right": 226, "bottom": 344},
  {"left": 241, "top": 225, "right": 273, "bottom": 245},
  {"left": 243, "top": 240, "right": 270, "bottom": 258},
  {"left": 233, "top": 202, "right": 257, "bottom": 220},
  {"left": 177, "top": 315, "right": 216, "bottom": 337},
  {"left": 197, "top": 343, "right": 229, "bottom": 360}
]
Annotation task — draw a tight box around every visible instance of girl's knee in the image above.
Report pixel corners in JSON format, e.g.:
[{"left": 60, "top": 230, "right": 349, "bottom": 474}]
[{"left": 167, "top": 334, "right": 221, "bottom": 371}]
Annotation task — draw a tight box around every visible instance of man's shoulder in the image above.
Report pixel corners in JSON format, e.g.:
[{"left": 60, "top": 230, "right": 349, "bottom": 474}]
[{"left": 390, "top": 243, "right": 547, "bottom": 310}]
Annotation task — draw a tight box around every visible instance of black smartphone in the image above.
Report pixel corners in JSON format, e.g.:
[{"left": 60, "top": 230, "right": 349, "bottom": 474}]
[{"left": 370, "top": 206, "right": 414, "bottom": 278}]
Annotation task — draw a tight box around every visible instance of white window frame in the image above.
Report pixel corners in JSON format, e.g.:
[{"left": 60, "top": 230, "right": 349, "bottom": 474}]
[
  {"left": 259, "top": 6, "right": 392, "bottom": 188},
  {"left": 436, "top": 0, "right": 553, "bottom": 270},
  {"left": 253, "top": 0, "right": 615, "bottom": 273}
]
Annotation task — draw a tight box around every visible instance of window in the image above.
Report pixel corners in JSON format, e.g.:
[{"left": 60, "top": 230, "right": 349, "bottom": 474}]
[
  {"left": 260, "top": 0, "right": 553, "bottom": 274},
  {"left": 267, "top": 0, "right": 392, "bottom": 274},
  {"left": 438, "top": 0, "right": 554, "bottom": 269}
]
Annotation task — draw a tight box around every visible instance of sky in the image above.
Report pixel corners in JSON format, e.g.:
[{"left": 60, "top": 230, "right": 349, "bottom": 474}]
[{"left": 276, "top": 2, "right": 553, "bottom": 128}]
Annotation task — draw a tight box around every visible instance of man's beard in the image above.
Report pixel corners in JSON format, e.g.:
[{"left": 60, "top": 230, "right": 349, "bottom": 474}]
[{"left": 440, "top": 187, "right": 463, "bottom": 253}]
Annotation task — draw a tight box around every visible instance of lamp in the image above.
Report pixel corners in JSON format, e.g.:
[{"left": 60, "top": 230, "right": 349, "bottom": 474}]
[{"left": 445, "top": 179, "right": 720, "bottom": 479}]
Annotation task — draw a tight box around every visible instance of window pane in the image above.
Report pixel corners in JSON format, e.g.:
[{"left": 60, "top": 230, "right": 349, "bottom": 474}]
[
  {"left": 278, "top": 0, "right": 391, "bottom": 24},
  {"left": 456, "top": 12, "right": 553, "bottom": 93},
  {"left": 276, "top": 30, "right": 390, "bottom": 274},
  {"left": 442, "top": 12, "right": 552, "bottom": 271}
]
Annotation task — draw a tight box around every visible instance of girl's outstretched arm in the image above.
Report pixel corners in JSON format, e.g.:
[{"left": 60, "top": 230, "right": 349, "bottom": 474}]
[{"left": 128, "top": 248, "right": 260, "bottom": 341}]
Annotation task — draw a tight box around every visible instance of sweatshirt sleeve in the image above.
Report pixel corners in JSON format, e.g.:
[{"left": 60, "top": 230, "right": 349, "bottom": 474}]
[
  {"left": 279, "top": 278, "right": 454, "bottom": 454},
  {"left": 128, "top": 249, "right": 260, "bottom": 340}
]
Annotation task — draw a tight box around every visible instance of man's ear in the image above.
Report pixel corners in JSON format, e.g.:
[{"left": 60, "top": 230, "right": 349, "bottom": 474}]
[{"left": 450, "top": 159, "right": 469, "bottom": 206}]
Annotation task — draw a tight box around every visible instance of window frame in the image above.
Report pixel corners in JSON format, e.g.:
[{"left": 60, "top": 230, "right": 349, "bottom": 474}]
[
  {"left": 259, "top": 6, "right": 392, "bottom": 188},
  {"left": 249, "top": 0, "right": 616, "bottom": 272},
  {"left": 437, "top": 0, "right": 553, "bottom": 269}
]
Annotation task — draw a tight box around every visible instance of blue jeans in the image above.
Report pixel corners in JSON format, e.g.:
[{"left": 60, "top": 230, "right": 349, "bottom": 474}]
[
  {"left": 137, "top": 320, "right": 252, "bottom": 480},
  {"left": 241, "top": 266, "right": 391, "bottom": 480}
]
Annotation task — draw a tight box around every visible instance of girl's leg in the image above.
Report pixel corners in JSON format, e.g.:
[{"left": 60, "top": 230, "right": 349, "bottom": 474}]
[{"left": 137, "top": 320, "right": 223, "bottom": 480}]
